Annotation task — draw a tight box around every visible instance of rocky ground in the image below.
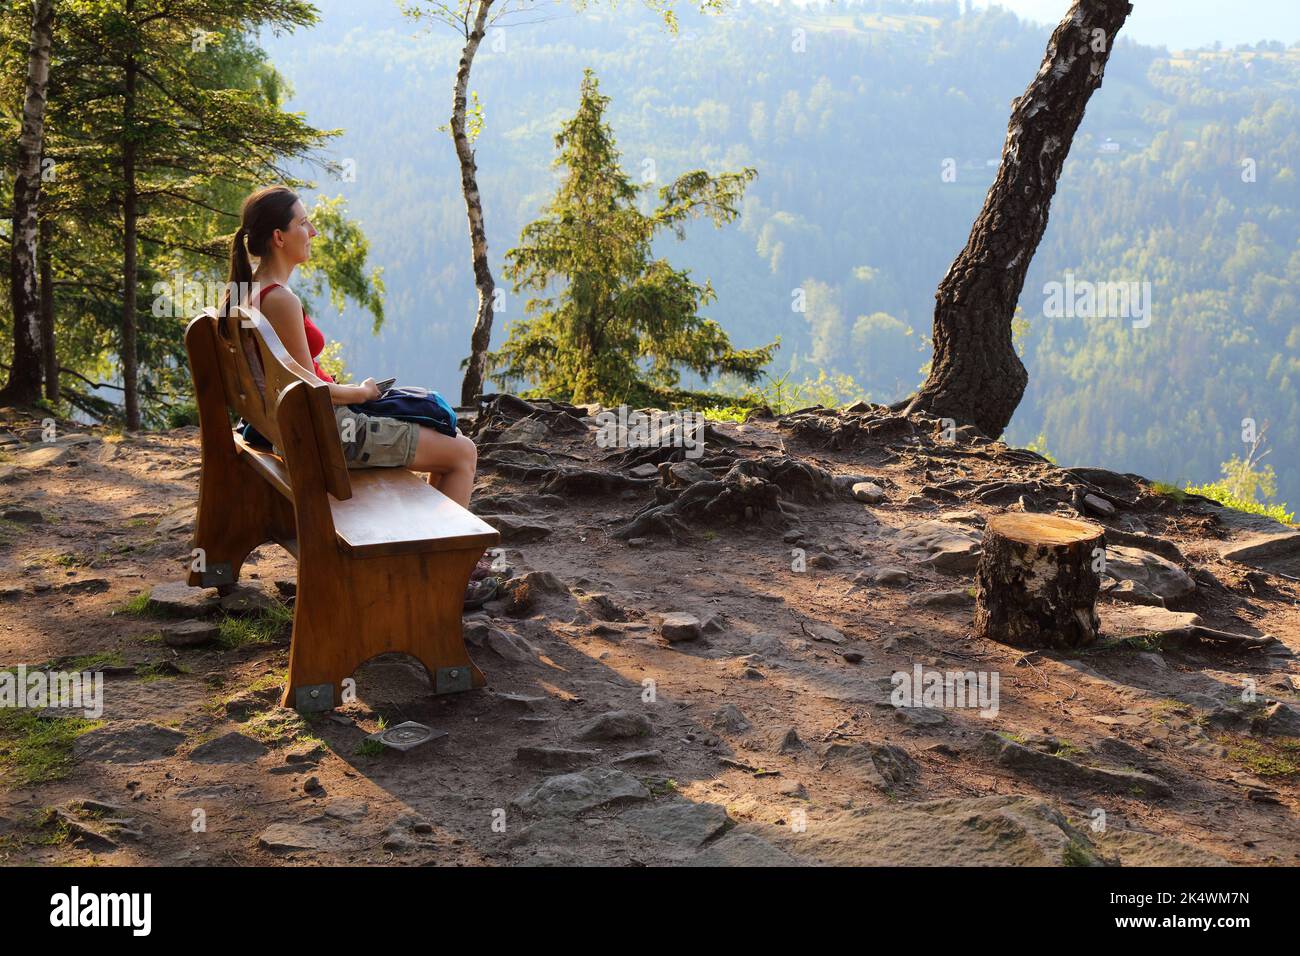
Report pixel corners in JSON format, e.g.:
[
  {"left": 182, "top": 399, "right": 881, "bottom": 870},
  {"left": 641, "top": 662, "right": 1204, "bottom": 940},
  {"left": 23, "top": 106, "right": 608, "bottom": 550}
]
[{"left": 1, "top": 396, "right": 1298, "bottom": 867}]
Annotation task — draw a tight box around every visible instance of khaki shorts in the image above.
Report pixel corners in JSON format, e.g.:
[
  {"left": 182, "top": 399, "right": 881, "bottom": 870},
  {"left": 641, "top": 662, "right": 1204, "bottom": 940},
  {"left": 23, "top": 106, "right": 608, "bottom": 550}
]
[{"left": 333, "top": 405, "right": 419, "bottom": 469}]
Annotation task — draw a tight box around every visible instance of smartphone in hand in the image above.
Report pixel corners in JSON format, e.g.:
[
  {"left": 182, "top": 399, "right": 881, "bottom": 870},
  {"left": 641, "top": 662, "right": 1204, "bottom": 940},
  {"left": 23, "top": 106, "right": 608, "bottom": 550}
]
[{"left": 374, "top": 377, "right": 396, "bottom": 392}]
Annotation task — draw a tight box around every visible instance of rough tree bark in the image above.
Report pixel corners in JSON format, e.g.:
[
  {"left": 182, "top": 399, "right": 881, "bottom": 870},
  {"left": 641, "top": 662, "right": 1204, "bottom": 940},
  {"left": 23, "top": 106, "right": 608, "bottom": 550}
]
[
  {"left": 453, "top": 0, "right": 497, "bottom": 408},
  {"left": 39, "top": 216, "right": 57, "bottom": 402},
  {"left": 122, "top": 16, "right": 140, "bottom": 430},
  {"left": 1, "top": 0, "right": 55, "bottom": 406},
  {"left": 974, "top": 513, "right": 1104, "bottom": 649},
  {"left": 906, "top": 0, "right": 1133, "bottom": 438}
]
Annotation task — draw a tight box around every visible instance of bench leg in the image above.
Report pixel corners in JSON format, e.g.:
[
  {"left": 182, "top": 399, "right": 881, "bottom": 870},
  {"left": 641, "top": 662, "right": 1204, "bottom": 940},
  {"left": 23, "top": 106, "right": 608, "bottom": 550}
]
[
  {"left": 282, "top": 546, "right": 488, "bottom": 711},
  {"left": 187, "top": 454, "right": 289, "bottom": 590}
]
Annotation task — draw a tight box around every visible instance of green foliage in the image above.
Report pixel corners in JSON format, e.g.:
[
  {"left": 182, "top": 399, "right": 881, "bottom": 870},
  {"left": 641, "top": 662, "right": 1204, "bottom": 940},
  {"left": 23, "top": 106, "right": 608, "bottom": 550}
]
[
  {"left": 1186, "top": 480, "right": 1295, "bottom": 524},
  {"left": 490, "top": 69, "right": 775, "bottom": 404},
  {"left": 1022, "top": 432, "right": 1057, "bottom": 465},
  {"left": 0, "top": 0, "right": 383, "bottom": 429}
]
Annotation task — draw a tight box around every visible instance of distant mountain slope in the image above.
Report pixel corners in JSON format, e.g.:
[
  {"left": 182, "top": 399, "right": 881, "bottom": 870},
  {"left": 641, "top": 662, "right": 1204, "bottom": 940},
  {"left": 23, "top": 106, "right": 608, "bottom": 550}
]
[{"left": 261, "top": 0, "right": 1300, "bottom": 505}]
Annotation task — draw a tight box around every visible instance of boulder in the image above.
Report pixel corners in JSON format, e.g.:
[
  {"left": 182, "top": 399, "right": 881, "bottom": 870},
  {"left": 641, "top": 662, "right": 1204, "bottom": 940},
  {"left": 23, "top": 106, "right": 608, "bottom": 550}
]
[
  {"left": 511, "top": 767, "right": 650, "bottom": 818},
  {"left": 1104, "top": 545, "right": 1195, "bottom": 602}
]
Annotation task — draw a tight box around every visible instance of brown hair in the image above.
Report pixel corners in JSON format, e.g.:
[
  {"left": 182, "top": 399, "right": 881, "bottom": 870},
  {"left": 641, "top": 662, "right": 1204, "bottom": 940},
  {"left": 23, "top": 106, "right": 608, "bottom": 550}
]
[{"left": 220, "top": 185, "right": 301, "bottom": 317}]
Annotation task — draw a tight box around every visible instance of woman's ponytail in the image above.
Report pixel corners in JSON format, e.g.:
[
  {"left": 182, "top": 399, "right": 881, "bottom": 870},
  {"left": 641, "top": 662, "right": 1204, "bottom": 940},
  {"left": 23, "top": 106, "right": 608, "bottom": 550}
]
[{"left": 221, "top": 225, "right": 252, "bottom": 318}]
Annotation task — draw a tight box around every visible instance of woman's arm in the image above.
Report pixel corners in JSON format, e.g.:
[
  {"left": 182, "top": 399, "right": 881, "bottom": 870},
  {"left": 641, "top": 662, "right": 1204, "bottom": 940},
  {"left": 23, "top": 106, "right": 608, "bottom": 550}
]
[{"left": 258, "top": 288, "right": 378, "bottom": 405}]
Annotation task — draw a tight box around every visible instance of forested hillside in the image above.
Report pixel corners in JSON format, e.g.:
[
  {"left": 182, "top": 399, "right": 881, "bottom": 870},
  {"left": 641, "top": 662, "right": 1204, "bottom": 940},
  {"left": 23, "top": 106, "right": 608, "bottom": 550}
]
[{"left": 260, "top": 0, "right": 1295, "bottom": 505}]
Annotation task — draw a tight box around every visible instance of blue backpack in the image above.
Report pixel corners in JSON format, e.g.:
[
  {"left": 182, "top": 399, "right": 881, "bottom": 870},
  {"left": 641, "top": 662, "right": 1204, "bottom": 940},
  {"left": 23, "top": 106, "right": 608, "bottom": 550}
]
[
  {"left": 349, "top": 386, "right": 458, "bottom": 438},
  {"left": 238, "top": 385, "right": 458, "bottom": 451}
]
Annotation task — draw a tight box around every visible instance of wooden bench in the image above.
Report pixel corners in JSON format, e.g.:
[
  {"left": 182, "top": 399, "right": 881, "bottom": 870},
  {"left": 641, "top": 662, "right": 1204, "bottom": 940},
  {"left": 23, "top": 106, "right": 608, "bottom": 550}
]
[{"left": 182, "top": 304, "right": 500, "bottom": 711}]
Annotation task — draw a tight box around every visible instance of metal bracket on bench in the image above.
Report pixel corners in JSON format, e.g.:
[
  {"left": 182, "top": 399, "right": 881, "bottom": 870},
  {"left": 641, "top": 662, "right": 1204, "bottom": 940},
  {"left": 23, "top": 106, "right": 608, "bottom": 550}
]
[
  {"left": 294, "top": 683, "right": 335, "bottom": 713},
  {"left": 198, "top": 562, "right": 234, "bottom": 588},
  {"left": 434, "top": 666, "right": 472, "bottom": 695}
]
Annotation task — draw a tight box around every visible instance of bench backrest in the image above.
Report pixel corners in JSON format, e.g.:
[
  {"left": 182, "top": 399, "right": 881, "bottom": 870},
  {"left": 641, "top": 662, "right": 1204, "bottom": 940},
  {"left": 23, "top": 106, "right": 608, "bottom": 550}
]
[{"left": 197, "top": 305, "right": 352, "bottom": 501}]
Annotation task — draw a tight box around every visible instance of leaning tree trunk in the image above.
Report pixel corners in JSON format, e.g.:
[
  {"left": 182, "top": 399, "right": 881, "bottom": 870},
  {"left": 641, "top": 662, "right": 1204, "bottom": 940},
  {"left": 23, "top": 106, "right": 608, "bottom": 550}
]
[
  {"left": 906, "top": 0, "right": 1133, "bottom": 438},
  {"left": 975, "top": 513, "right": 1104, "bottom": 649},
  {"left": 453, "top": 0, "right": 496, "bottom": 408},
  {"left": 1, "top": 0, "right": 55, "bottom": 406}
]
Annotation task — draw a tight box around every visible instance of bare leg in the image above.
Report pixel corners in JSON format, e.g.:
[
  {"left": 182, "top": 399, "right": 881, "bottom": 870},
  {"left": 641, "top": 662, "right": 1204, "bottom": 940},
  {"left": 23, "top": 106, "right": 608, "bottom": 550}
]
[{"left": 409, "top": 426, "right": 477, "bottom": 508}]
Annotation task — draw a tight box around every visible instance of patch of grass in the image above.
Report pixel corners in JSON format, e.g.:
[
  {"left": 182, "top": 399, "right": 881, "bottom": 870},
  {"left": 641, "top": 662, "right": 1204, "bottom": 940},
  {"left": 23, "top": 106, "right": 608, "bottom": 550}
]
[
  {"left": 0, "top": 711, "right": 101, "bottom": 789},
  {"left": 115, "top": 593, "right": 156, "bottom": 617},
  {"left": 354, "top": 738, "right": 385, "bottom": 758},
  {"left": 216, "top": 604, "right": 292, "bottom": 649},
  {"left": 1062, "top": 839, "right": 1097, "bottom": 867},
  {"left": 135, "top": 660, "right": 187, "bottom": 681},
  {"left": 1149, "top": 700, "right": 1190, "bottom": 725},
  {"left": 0, "top": 518, "right": 25, "bottom": 548},
  {"left": 1149, "top": 480, "right": 1188, "bottom": 503},
  {"left": 244, "top": 709, "right": 308, "bottom": 745},
  {"left": 996, "top": 730, "right": 1027, "bottom": 744},
  {"left": 38, "top": 651, "right": 125, "bottom": 672},
  {"left": 1222, "top": 735, "right": 1300, "bottom": 778}
]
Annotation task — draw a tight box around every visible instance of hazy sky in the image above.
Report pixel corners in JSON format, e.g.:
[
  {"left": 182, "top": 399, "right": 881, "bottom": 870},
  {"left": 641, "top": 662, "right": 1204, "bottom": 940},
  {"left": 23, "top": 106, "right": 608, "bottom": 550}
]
[{"left": 970, "top": 0, "right": 1300, "bottom": 50}]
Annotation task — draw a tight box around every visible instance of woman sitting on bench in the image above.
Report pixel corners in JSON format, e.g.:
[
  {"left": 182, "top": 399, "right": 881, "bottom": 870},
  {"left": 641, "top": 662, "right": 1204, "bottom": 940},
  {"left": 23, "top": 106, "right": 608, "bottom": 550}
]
[{"left": 223, "top": 186, "right": 497, "bottom": 604}]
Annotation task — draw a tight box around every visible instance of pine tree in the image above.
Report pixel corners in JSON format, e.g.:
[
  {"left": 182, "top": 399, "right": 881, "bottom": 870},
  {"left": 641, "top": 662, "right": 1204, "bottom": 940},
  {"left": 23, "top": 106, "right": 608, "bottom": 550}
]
[{"left": 492, "top": 69, "right": 774, "bottom": 405}]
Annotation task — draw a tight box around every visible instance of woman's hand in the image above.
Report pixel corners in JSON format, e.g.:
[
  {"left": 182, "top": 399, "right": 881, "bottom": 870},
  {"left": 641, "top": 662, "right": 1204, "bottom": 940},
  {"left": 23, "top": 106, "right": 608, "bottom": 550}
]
[{"left": 356, "top": 377, "right": 381, "bottom": 402}]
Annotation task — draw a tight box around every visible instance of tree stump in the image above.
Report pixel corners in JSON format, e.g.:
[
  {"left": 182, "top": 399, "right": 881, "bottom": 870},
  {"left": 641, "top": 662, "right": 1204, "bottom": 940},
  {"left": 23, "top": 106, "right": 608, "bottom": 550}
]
[{"left": 974, "top": 513, "right": 1105, "bottom": 649}]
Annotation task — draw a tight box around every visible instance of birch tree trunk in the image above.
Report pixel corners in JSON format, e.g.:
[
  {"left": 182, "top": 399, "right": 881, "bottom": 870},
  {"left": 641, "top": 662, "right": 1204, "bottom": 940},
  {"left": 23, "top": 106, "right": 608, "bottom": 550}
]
[
  {"left": 1, "top": 0, "right": 55, "bottom": 406},
  {"left": 905, "top": 0, "right": 1133, "bottom": 438},
  {"left": 453, "top": 0, "right": 496, "bottom": 408}
]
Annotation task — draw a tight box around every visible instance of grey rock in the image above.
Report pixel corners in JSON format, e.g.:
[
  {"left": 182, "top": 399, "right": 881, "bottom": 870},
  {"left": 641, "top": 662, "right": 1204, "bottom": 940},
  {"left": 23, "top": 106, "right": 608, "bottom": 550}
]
[
  {"left": 805, "top": 622, "right": 845, "bottom": 644},
  {"left": 851, "top": 481, "right": 887, "bottom": 504},
  {"left": 657, "top": 612, "right": 701, "bottom": 643},
  {"left": 893, "top": 707, "right": 947, "bottom": 727},
  {"left": 189, "top": 732, "right": 267, "bottom": 765},
  {"left": 1108, "top": 579, "right": 1165, "bottom": 607},
  {"left": 74, "top": 721, "right": 187, "bottom": 764},
  {"left": 1107, "top": 528, "right": 1187, "bottom": 563},
  {"left": 1252, "top": 701, "right": 1300, "bottom": 737},
  {"left": 512, "top": 767, "right": 650, "bottom": 817},
  {"left": 979, "top": 732, "right": 1170, "bottom": 797},
  {"left": 481, "top": 514, "right": 552, "bottom": 543},
  {"left": 258, "top": 823, "right": 330, "bottom": 853},
  {"left": 1218, "top": 528, "right": 1300, "bottom": 567},
  {"left": 1083, "top": 494, "right": 1115, "bottom": 518},
  {"left": 1104, "top": 546, "right": 1195, "bottom": 602},
  {"left": 156, "top": 506, "right": 197, "bottom": 536},
  {"left": 895, "top": 521, "right": 981, "bottom": 574},
  {"left": 819, "top": 741, "right": 918, "bottom": 788},
  {"left": 687, "top": 832, "right": 797, "bottom": 866},
  {"left": 498, "top": 417, "right": 551, "bottom": 445},
  {"left": 218, "top": 583, "right": 282, "bottom": 616},
  {"left": 147, "top": 582, "right": 219, "bottom": 617},
  {"left": 323, "top": 798, "right": 369, "bottom": 823},
  {"left": 574, "top": 710, "right": 652, "bottom": 742},
  {"left": 869, "top": 567, "right": 910, "bottom": 586},
  {"left": 622, "top": 799, "right": 731, "bottom": 847},
  {"left": 909, "top": 589, "right": 974, "bottom": 610},
  {"left": 0, "top": 508, "right": 43, "bottom": 524},
  {"left": 611, "top": 749, "right": 663, "bottom": 766},
  {"left": 712, "top": 703, "right": 750, "bottom": 733},
  {"left": 768, "top": 726, "right": 807, "bottom": 753},
  {"left": 769, "top": 795, "right": 1099, "bottom": 866},
  {"left": 161, "top": 619, "right": 219, "bottom": 648}
]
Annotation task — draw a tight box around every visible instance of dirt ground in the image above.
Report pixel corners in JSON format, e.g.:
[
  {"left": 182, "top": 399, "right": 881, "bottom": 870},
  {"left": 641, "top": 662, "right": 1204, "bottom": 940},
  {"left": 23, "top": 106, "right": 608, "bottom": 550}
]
[{"left": 1, "top": 401, "right": 1298, "bottom": 866}]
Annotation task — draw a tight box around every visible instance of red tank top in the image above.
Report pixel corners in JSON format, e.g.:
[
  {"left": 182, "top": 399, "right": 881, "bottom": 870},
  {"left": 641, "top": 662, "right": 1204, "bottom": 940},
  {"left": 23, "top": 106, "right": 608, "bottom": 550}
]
[{"left": 251, "top": 281, "right": 334, "bottom": 383}]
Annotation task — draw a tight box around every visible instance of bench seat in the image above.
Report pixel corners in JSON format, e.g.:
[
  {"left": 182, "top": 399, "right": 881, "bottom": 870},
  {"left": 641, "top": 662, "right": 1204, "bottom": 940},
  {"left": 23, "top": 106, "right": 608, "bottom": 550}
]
[{"left": 234, "top": 431, "right": 499, "bottom": 558}]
